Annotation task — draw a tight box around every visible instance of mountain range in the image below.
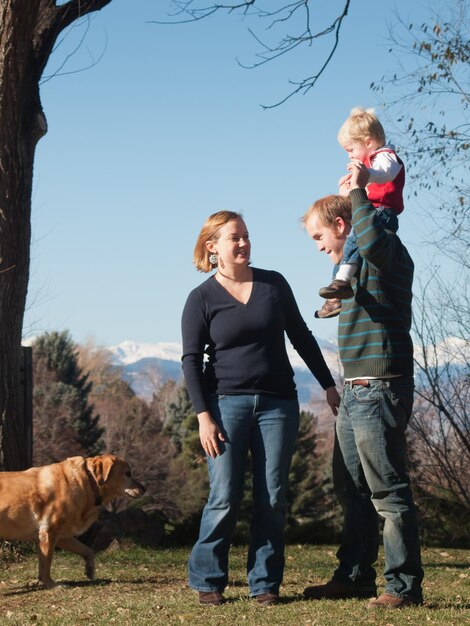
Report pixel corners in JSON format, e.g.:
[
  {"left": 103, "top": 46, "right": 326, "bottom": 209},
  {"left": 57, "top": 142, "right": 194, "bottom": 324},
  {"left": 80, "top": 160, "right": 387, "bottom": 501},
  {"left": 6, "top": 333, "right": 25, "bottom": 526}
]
[
  {"left": 107, "top": 339, "right": 342, "bottom": 411},
  {"left": 106, "top": 335, "right": 468, "bottom": 432}
]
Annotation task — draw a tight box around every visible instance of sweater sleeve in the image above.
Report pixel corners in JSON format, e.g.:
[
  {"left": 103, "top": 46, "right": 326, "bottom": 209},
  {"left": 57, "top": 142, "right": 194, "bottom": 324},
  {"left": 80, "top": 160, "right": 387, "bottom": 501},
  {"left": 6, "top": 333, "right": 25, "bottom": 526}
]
[
  {"left": 368, "top": 151, "right": 402, "bottom": 184},
  {"left": 276, "top": 273, "right": 336, "bottom": 390},
  {"left": 181, "top": 287, "right": 211, "bottom": 414},
  {"left": 349, "top": 188, "right": 402, "bottom": 272}
]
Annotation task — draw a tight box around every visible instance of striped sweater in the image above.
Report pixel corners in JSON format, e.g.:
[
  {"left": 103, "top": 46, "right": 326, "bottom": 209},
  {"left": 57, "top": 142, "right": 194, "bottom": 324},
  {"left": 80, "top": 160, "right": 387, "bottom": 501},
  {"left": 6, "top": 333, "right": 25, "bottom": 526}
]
[{"left": 339, "top": 188, "right": 414, "bottom": 378}]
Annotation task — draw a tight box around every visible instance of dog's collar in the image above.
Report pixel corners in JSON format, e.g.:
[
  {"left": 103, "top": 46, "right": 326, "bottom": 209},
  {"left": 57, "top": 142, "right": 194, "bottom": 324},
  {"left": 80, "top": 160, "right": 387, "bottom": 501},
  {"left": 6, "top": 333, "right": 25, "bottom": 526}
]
[{"left": 84, "top": 463, "right": 103, "bottom": 506}]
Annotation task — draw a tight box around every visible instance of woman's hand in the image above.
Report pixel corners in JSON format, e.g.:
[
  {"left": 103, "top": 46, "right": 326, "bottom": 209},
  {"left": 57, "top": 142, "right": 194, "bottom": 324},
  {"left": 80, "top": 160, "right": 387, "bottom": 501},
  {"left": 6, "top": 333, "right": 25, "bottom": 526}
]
[
  {"left": 197, "top": 411, "right": 225, "bottom": 459},
  {"left": 325, "top": 386, "right": 341, "bottom": 416}
]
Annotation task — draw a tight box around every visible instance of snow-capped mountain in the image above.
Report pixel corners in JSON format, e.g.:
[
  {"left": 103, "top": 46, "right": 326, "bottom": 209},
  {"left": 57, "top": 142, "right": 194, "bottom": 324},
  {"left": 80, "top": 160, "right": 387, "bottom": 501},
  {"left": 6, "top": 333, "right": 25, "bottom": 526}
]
[
  {"left": 107, "top": 335, "right": 469, "bottom": 411},
  {"left": 108, "top": 340, "right": 183, "bottom": 365},
  {"left": 107, "top": 339, "right": 342, "bottom": 407},
  {"left": 414, "top": 336, "right": 469, "bottom": 368}
]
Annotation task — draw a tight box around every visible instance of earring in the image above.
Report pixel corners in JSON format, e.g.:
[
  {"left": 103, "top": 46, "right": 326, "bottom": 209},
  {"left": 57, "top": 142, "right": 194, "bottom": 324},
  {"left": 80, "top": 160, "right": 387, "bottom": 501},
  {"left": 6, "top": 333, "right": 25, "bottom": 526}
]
[{"left": 209, "top": 253, "right": 218, "bottom": 266}]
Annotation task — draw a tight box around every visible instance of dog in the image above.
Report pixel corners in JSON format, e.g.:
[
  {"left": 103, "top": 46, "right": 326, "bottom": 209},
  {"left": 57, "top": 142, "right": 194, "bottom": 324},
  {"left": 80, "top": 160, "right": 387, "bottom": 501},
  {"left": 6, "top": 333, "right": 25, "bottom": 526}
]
[{"left": 0, "top": 454, "right": 145, "bottom": 588}]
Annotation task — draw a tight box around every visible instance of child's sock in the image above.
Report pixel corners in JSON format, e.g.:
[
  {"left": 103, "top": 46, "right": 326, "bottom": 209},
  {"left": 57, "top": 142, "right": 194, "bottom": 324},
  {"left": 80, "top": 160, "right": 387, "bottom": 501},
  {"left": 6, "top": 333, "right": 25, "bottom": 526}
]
[{"left": 335, "top": 262, "right": 357, "bottom": 283}]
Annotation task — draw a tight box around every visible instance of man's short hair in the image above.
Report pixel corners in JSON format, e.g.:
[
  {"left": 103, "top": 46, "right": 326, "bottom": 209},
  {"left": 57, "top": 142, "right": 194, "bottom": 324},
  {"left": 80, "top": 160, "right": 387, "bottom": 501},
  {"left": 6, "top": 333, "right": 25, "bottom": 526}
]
[{"left": 302, "top": 195, "right": 352, "bottom": 229}]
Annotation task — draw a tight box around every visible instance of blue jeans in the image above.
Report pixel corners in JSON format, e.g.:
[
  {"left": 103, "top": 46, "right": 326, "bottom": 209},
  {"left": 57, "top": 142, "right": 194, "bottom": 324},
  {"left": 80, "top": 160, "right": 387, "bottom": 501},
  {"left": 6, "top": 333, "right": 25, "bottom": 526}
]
[
  {"left": 332, "top": 377, "right": 423, "bottom": 603},
  {"left": 188, "top": 394, "right": 299, "bottom": 595},
  {"left": 334, "top": 207, "right": 399, "bottom": 275}
]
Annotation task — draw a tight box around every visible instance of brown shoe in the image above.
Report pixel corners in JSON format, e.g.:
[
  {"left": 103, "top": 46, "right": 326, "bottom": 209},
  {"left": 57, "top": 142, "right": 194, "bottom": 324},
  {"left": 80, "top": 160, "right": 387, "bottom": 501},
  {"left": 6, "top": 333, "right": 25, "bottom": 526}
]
[
  {"left": 367, "top": 593, "right": 421, "bottom": 609},
  {"left": 315, "top": 298, "right": 341, "bottom": 319},
  {"left": 254, "top": 592, "right": 279, "bottom": 606},
  {"left": 198, "top": 591, "right": 225, "bottom": 605},
  {"left": 319, "top": 279, "right": 354, "bottom": 299},
  {"left": 304, "top": 579, "right": 377, "bottom": 600}
]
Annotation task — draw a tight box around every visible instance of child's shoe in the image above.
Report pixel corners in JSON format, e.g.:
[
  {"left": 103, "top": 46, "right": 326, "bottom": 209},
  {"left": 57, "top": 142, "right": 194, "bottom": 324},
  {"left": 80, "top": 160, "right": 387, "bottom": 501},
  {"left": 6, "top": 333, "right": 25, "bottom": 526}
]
[
  {"left": 315, "top": 298, "right": 341, "bottom": 319},
  {"left": 319, "top": 279, "right": 354, "bottom": 299}
]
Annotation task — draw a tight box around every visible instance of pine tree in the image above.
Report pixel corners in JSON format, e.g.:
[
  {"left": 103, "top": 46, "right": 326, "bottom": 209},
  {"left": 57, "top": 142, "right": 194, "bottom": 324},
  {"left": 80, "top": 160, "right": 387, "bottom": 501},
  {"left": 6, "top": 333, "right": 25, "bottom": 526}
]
[
  {"left": 32, "top": 331, "right": 104, "bottom": 464},
  {"left": 163, "top": 384, "right": 194, "bottom": 453},
  {"left": 286, "top": 410, "right": 341, "bottom": 542}
]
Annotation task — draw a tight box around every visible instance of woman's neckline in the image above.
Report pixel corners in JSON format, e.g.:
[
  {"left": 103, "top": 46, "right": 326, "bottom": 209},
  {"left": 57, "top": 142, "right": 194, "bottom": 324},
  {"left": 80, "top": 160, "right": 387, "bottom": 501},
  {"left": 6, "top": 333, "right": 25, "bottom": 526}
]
[{"left": 214, "top": 266, "right": 253, "bottom": 285}]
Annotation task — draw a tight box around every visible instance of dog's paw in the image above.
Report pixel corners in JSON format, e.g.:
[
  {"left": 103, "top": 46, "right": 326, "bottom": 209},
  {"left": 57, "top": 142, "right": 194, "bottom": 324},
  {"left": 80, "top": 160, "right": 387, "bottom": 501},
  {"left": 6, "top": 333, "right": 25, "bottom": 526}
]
[
  {"left": 85, "top": 556, "right": 96, "bottom": 580},
  {"left": 39, "top": 578, "right": 58, "bottom": 590},
  {"left": 26, "top": 579, "right": 43, "bottom": 589}
]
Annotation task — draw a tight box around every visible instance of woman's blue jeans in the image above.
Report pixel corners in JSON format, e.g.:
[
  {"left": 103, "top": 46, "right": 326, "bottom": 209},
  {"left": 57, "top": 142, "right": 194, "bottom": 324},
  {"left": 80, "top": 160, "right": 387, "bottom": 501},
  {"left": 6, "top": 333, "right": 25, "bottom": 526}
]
[
  {"left": 188, "top": 393, "right": 299, "bottom": 595},
  {"left": 332, "top": 377, "right": 424, "bottom": 603}
]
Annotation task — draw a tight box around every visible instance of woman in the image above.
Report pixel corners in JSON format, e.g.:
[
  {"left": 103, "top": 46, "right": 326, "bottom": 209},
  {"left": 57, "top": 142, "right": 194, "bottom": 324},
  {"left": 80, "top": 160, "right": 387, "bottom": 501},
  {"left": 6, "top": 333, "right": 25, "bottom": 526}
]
[{"left": 181, "top": 210, "right": 340, "bottom": 606}]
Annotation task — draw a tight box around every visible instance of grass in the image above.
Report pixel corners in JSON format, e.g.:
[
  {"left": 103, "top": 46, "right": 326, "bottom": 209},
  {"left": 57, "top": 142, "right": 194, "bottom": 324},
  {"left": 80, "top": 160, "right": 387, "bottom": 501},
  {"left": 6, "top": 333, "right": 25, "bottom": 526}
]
[{"left": 0, "top": 543, "right": 468, "bottom": 625}]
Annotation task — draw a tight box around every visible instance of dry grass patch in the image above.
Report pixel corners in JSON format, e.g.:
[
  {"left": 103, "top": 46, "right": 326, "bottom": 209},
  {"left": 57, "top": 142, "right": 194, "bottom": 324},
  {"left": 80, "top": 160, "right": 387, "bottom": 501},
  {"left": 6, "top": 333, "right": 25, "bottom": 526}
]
[{"left": 0, "top": 544, "right": 468, "bottom": 625}]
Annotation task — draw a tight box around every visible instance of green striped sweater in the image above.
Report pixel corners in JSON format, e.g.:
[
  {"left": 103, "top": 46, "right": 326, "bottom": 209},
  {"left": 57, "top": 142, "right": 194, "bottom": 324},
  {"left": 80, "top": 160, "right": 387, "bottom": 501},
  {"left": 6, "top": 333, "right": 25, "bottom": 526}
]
[{"left": 339, "top": 188, "right": 414, "bottom": 378}]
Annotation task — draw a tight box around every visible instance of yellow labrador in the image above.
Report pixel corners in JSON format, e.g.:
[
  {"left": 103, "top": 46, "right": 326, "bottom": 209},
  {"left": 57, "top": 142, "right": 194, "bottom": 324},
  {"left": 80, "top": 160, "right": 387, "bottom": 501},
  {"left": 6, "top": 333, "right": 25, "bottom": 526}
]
[{"left": 0, "top": 454, "right": 145, "bottom": 588}]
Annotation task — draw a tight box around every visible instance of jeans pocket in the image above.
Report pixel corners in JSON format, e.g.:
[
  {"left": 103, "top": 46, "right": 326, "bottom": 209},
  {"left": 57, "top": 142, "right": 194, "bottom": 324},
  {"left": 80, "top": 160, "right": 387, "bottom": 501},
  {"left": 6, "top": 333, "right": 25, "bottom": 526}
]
[
  {"left": 388, "top": 383, "right": 414, "bottom": 425},
  {"left": 351, "top": 383, "right": 382, "bottom": 404}
]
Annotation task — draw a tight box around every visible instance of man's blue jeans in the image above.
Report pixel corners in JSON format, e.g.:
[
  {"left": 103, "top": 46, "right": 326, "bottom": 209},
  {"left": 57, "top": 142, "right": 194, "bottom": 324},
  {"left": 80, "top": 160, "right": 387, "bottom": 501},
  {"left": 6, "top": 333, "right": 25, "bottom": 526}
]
[
  {"left": 332, "top": 377, "right": 424, "bottom": 603},
  {"left": 188, "top": 394, "right": 299, "bottom": 595}
]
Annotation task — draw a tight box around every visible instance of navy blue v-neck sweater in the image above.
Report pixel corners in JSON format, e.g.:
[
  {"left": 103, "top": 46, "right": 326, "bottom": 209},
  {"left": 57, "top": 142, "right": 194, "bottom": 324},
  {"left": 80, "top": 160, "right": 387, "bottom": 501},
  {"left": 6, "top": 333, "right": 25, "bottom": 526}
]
[{"left": 181, "top": 267, "right": 336, "bottom": 414}]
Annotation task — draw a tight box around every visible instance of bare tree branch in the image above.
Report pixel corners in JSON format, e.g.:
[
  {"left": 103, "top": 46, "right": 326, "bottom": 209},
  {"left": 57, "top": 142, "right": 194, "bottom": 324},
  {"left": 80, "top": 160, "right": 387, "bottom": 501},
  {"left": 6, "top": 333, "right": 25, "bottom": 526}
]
[
  {"left": 151, "top": 0, "right": 351, "bottom": 107},
  {"left": 40, "top": 16, "right": 108, "bottom": 85},
  {"left": 411, "top": 271, "right": 470, "bottom": 515},
  {"left": 33, "top": 0, "right": 113, "bottom": 78}
]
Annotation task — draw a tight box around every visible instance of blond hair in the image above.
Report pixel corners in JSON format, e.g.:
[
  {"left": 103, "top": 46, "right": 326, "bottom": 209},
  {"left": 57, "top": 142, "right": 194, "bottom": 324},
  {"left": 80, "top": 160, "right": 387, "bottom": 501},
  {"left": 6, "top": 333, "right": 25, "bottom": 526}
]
[
  {"left": 193, "top": 210, "right": 243, "bottom": 273},
  {"left": 302, "top": 195, "right": 352, "bottom": 230},
  {"left": 337, "top": 107, "right": 386, "bottom": 147}
]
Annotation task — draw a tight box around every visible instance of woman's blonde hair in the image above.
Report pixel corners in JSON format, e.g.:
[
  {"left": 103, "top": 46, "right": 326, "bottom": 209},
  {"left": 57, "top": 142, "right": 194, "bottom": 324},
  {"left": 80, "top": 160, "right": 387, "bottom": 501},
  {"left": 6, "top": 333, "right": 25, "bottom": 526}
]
[
  {"left": 337, "top": 107, "right": 386, "bottom": 147},
  {"left": 193, "top": 210, "right": 243, "bottom": 272}
]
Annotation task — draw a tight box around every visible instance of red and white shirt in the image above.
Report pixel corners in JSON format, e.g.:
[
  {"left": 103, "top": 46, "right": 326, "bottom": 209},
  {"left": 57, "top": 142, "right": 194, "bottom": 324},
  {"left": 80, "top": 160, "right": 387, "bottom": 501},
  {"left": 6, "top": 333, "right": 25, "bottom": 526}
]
[{"left": 364, "top": 145, "right": 405, "bottom": 214}]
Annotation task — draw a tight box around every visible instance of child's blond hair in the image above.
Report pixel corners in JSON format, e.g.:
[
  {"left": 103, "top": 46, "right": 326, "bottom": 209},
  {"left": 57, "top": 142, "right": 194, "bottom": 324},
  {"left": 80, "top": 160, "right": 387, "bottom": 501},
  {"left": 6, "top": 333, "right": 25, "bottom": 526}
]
[{"left": 337, "top": 107, "right": 386, "bottom": 147}]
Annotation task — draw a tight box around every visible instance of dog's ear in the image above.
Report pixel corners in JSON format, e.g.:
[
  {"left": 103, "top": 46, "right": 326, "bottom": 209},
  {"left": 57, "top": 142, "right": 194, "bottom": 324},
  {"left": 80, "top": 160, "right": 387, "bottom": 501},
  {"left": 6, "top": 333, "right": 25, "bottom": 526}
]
[{"left": 88, "top": 455, "right": 115, "bottom": 486}]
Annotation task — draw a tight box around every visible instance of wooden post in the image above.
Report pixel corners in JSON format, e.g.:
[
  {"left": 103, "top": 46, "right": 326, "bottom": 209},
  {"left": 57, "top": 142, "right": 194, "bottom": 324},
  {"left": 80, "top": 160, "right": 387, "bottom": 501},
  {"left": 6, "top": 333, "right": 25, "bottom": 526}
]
[{"left": 20, "top": 345, "right": 33, "bottom": 468}]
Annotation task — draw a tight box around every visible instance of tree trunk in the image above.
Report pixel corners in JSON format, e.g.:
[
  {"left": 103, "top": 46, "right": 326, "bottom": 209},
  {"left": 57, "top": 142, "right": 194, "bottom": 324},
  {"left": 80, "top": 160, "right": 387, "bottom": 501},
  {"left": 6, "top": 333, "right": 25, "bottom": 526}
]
[{"left": 0, "top": 0, "right": 114, "bottom": 469}]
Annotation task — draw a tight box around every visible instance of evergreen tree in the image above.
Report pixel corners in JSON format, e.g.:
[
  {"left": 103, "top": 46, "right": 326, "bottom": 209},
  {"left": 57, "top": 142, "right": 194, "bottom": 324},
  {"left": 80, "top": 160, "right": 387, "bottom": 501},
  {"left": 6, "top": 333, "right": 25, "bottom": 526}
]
[
  {"left": 32, "top": 331, "right": 104, "bottom": 464},
  {"left": 288, "top": 411, "right": 323, "bottom": 518},
  {"left": 163, "top": 384, "right": 194, "bottom": 453},
  {"left": 286, "top": 411, "right": 341, "bottom": 543}
]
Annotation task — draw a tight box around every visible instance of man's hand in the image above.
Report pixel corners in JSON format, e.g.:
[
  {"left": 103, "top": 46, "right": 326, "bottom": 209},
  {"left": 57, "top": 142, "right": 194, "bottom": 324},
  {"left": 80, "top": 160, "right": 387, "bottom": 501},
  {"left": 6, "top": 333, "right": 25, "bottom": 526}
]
[{"left": 347, "top": 159, "right": 370, "bottom": 189}]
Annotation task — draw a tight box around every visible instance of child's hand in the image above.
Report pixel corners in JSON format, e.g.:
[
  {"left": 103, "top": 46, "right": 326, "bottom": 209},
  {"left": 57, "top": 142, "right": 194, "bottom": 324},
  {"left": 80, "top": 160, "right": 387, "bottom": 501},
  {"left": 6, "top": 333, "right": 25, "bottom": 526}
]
[
  {"left": 349, "top": 161, "right": 370, "bottom": 189},
  {"left": 338, "top": 181, "right": 350, "bottom": 197},
  {"left": 338, "top": 173, "right": 352, "bottom": 186},
  {"left": 347, "top": 158, "right": 363, "bottom": 172},
  {"left": 338, "top": 173, "right": 351, "bottom": 197}
]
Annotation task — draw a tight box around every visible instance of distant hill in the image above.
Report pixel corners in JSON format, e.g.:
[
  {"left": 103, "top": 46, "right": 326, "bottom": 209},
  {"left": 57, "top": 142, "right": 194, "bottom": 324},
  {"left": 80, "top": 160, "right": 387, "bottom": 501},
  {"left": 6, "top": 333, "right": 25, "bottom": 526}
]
[
  {"left": 105, "top": 335, "right": 469, "bottom": 435},
  {"left": 106, "top": 339, "right": 342, "bottom": 428}
]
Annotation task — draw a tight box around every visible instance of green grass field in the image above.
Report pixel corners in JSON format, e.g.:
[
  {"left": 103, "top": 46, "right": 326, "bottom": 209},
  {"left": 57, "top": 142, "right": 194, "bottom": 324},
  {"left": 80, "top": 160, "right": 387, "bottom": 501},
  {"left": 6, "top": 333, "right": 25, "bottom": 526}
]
[{"left": 0, "top": 544, "right": 468, "bottom": 625}]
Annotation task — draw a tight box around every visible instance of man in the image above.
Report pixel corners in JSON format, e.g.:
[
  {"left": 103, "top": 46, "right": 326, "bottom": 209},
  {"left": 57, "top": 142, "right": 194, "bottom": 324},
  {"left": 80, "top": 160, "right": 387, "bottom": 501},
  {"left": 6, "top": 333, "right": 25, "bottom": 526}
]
[{"left": 302, "top": 161, "right": 423, "bottom": 609}]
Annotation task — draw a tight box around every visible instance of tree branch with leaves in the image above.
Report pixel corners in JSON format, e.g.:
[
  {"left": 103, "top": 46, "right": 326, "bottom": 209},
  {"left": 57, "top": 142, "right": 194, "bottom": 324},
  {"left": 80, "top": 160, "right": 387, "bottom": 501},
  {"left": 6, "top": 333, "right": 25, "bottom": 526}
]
[{"left": 372, "top": 0, "right": 469, "bottom": 252}]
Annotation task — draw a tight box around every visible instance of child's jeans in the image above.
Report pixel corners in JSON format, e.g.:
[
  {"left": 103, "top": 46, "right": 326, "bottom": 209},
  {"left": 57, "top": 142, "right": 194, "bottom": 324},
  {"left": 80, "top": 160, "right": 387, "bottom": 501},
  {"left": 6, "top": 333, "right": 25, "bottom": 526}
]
[{"left": 333, "top": 207, "right": 399, "bottom": 277}]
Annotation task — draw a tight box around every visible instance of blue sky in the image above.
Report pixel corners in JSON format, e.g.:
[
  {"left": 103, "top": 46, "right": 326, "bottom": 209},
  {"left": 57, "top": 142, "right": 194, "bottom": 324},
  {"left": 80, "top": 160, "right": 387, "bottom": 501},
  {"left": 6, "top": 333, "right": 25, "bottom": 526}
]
[{"left": 26, "top": 0, "right": 439, "bottom": 348}]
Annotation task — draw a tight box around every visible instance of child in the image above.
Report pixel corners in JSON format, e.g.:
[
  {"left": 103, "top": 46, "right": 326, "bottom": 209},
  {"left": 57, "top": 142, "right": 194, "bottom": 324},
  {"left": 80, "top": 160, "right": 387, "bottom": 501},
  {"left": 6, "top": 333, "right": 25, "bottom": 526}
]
[{"left": 316, "top": 107, "right": 405, "bottom": 319}]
